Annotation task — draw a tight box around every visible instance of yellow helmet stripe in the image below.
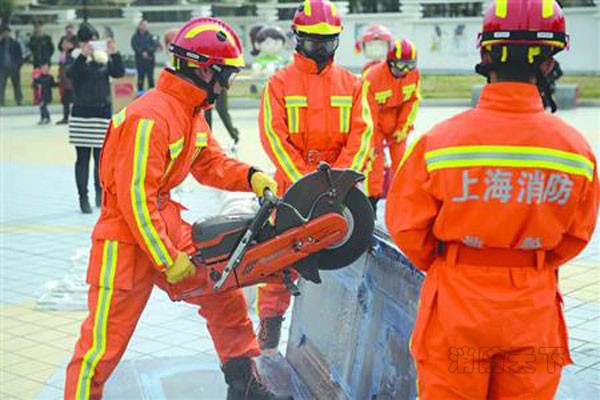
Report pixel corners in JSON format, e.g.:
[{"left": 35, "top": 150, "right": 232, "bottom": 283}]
[
  {"left": 304, "top": 0, "right": 312, "bottom": 16},
  {"left": 297, "top": 22, "right": 342, "bottom": 35},
  {"left": 184, "top": 23, "right": 237, "bottom": 47},
  {"left": 495, "top": 0, "right": 508, "bottom": 18},
  {"left": 542, "top": 0, "right": 555, "bottom": 18}
]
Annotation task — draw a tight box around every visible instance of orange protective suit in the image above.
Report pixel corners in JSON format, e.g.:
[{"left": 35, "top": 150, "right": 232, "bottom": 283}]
[
  {"left": 65, "top": 70, "right": 261, "bottom": 400},
  {"left": 257, "top": 53, "right": 373, "bottom": 318},
  {"left": 364, "top": 62, "right": 421, "bottom": 198},
  {"left": 386, "top": 82, "right": 599, "bottom": 399}
]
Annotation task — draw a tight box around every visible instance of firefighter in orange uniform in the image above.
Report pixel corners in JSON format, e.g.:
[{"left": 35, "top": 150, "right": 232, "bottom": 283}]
[
  {"left": 354, "top": 24, "right": 394, "bottom": 76},
  {"left": 257, "top": 0, "right": 373, "bottom": 351},
  {"left": 386, "top": 1, "right": 599, "bottom": 398},
  {"left": 364, "top": 38, "right": 421, "bottom": 211},
  {"left": 64, "top": 17, "right": 288, "bottom": 400}
]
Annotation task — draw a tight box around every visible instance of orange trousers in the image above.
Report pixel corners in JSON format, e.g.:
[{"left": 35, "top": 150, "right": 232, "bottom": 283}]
[
  {"left": 366, "top": 136, "right": 407, "bottom": 198},
  {"left": 64, "top": 221, "right": 260, "bottom": 400},
  {"left": 411, "top": 245, "right": 570, "bottom": 399}
]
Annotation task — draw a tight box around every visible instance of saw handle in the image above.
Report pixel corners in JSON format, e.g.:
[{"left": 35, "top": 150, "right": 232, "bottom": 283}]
[{"left": 212, "top": 188, "right": 278, "bottom": 291}]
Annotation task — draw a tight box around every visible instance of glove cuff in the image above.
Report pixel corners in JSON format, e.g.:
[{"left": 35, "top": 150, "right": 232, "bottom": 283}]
[{"left": 247, "top": 167, "right": 261, "bottom": 187}]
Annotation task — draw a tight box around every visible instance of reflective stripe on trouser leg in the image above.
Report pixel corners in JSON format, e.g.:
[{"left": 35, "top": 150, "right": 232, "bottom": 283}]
[
  {"left": 65, "top": 245, "right": 156, "bottom": 400},
  {"left": 74, "top": 240, "right": 119, "bottom": 400}
]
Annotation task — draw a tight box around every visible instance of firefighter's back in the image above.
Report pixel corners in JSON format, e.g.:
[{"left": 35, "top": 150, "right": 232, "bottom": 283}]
[{"left": 422, "top": 82, "right": 595, "bottom": 252}]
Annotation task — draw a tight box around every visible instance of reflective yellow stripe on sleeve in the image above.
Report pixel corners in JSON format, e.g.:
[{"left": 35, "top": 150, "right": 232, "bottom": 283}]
[
  {"left": 349, "top": 81, "right": 374, "bottom": 171},
  {"left": 264, "top": 83, "right": 303, "bottom": 182},
  {"left": 75, "top": 240, "right": 118, "bottom": 400},
  {"left": 131, "top": 119, "right": 173, "bottom": 268}
]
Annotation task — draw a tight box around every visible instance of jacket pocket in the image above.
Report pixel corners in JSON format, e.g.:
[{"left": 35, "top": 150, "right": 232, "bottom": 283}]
[
  {"left": 284, "top": 95, "right": 308, "bottom": 134},
  {"left": 330, "top": 95, "right": 353, "bottom": 134},
  {"left": 86, "top": 239, "right": 136, "bottom": 290}
]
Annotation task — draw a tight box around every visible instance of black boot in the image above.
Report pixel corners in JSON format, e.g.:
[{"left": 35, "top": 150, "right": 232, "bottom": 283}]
[
  {"left": 222, "top": 357, "right": 291, "bottom": 400},
  {"left": 258, "top": 316, "right": 284, "bottom": 351},
  {"left": 79, "top": 196, "right": 92, "bottom": 214}
]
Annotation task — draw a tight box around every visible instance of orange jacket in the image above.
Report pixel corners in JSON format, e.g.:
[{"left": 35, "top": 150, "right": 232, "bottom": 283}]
[
  {"left": 364, "top": 62, "right": 421, "bottom": 145},
  {"left": 94, "top": 70, "right": 252, "bottom": 272},
  {"left": 361, "top": 60, "right": 381, "bottom": 77},
  {"left": 386, "top": 82, "right": 599, "bottom": 272},
  {"left": 259, "top": 53, "right": 373, "bottom": 191}
]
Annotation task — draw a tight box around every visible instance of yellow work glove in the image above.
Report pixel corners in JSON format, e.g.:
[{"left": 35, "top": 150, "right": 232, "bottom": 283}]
[
  {"left": 165, "top": 252, "right": 196, "bottom": 284},
  {"left": 251, "top": 171, "right": 278, "bottom": 197}
]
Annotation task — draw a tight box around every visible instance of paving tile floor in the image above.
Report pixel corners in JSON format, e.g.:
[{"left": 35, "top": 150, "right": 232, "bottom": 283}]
[{"left": 1, "top": 106, "right": 598, "bottom": 398}]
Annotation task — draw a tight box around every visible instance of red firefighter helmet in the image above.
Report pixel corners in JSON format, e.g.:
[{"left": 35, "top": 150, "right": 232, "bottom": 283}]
[
  {"left": 388, "top": 38, "right": 417, "bottom": 63},
  {"left": 478, "top": 0, "right": 568, "bottom": 53},
  {"left": 292, "top": 0, "right": 342, "bottom": 36},
  {"left": 387, "top": 38, "right": 417, "bottom": 77},
  {"left": 168, "top": 17, "right": 245, "bottom": 68},
  {"left": 355, "top": 24, "right": 393, "bottom": 53}
]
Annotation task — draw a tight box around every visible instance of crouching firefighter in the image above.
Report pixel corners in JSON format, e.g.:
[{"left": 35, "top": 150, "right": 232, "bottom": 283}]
[
  {"left": 363, "top": 38, "right": 421, "bottom": 212},
  {"left": 257, "top": 0, "right": 373, "bottom": 352},
  {"left": 64, "top": 17, "right": 291, "bottom": 400},
  {"left": 386, "top": 1, "right": 599, "bottom": 398}
]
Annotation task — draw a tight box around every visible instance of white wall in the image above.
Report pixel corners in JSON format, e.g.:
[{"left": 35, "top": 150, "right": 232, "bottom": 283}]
[{"left": 9, "top": 7, "right": 600, "bottom": 74}]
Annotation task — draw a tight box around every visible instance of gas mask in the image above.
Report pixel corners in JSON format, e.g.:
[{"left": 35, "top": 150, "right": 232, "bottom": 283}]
[{"left": 296, "top": 32, "right": 339, "bottom": 67}]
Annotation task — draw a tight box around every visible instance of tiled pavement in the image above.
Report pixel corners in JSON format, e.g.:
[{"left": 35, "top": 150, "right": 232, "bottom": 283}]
[{"left": 1, "top": 106, "right": 598, "bottom": 398}]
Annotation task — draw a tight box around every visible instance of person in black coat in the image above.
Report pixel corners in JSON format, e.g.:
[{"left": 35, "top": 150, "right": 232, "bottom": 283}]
[
  {"left": 33, "top": 63, "right": 57, "bottom": 124},
  {"left": 28, "top": 22, "right": 54, "bottom": 68},
  {"left": 131, "top": 19, "right": 158, "bottom": 94},
  {"left": 0, "top": 26, "right": 24, "bottom": 106},
  {"left": 67, "top": 22, "right": 125, "bottom": 214}
]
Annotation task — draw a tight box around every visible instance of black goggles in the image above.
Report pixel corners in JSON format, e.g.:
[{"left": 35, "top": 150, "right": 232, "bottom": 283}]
[
  {"left": 390, "top": 60, "right": 416, "bottom": 76},
  {"left": 297, "top": 34, "right": 340, "bottom": 54}
]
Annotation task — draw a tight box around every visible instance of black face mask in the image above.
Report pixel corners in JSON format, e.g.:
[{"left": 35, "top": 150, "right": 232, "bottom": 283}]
[{"left": 296, "top": 33, "right": 339, "bottom": 65}]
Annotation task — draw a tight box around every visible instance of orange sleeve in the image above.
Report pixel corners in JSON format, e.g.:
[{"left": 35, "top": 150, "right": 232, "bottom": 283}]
[
  {"left": 385, "top": 135, "right": 441, "bottom": 271},
  {"left": 547, "top": 164, "right": 599, "bottom": 269},
  {"left": 259, "top": 78, "right": 308, "bottom": 187},
  {"left": 191, "top": 132, "right": 252, "bottom": 192},
  {"left": 113, "top": 116, "right": 178, "bottom": 272},
  {"left": 332, "top": 79, "right": 374, "bottom": 171},
  {"left": 394, "top": 70, "right": 421, "bottom": 142}
]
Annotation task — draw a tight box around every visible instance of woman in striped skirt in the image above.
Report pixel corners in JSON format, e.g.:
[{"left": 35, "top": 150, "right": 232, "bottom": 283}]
[{"left": 67, "top": 23, "right": 125, "bottom": 213}]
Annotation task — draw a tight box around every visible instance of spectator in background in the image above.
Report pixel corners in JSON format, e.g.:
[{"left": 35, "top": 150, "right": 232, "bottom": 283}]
[
  {"left": 33, "top": 63, "right": 56, "bottom": 124},
  {"left": 28, "top": 22, "right": 54, "bottom": 68},
  {"left": 0, "top": 26, "right": 24, "bottom": 106},
  {"left": 56, "top": 24, "right": 77, "bottom": 124},
  {"left": 67, "top": 22, "right": 125, "bottom": 214},
  {"left": 131, "top": 19, "right": 157, "bottom": 95}
]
